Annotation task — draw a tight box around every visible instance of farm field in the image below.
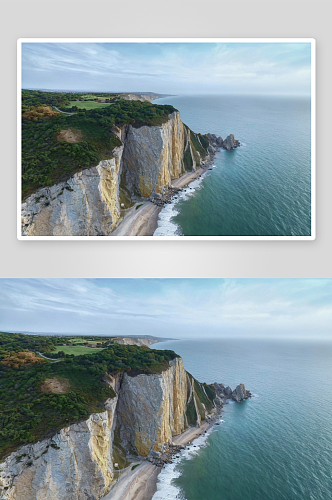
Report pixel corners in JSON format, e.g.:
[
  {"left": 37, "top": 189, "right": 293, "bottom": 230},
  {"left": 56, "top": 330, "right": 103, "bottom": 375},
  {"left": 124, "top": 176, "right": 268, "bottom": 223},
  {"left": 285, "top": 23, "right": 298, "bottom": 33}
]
[
  {"left": 53, "top": 345, "right": 104, "bottom": 355},
  {"left": 67, "top": 101, "right": 113, "bottom": 110}
]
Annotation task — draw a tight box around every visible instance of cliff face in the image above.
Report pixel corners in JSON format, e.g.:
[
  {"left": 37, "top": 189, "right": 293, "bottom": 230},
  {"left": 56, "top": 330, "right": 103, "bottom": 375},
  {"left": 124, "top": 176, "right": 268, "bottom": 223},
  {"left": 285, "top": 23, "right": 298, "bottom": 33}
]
[
  {"left": 116, "top": 357, "right": 188, "bottom": 457},
  {"left": 0, "top": 358, "right": 197, "bottom": 500},
  {"left": 0, "top": 397, "right": 118, "bottom": 500},
  {"left": 21, "top": 111, "right": 203, "bottom": 236},
  {"left": 113, "top": 337, "right": 159, "bottom": 347},
  {"left": 121, "top": 111, "right": 186, "bottom": 199},
  {"left": 21, "top": 147, "right": 124, "bottom": 237}
]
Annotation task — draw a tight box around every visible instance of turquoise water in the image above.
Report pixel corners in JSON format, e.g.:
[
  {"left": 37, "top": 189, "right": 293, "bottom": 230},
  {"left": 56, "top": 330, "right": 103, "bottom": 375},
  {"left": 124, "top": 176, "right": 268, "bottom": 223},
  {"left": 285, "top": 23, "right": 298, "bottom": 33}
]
[
  {"left": 153, "top": 339, "right": 332, "bottom": 500},
  {"left": 153, "top": 95, "right": 311, "bottom": 236}
]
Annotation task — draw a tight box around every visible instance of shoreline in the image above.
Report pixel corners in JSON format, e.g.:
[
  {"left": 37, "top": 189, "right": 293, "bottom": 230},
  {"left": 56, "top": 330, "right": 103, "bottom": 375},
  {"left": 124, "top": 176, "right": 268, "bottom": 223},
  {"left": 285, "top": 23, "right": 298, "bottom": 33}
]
[
  {"left": 103, "top": 415, "right": 220, "bottom": 500},
  {"left": 111, "top": 159, "right": 214, "bottom": 237}
]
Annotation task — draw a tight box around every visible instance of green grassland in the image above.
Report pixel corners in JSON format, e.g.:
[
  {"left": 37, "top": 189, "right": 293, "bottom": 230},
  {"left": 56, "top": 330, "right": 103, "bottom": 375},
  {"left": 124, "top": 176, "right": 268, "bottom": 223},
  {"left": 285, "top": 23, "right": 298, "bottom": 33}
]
[
  {"left": 53, "top": 345, "right": 104, "bottom": 355},
  {"left": 67, "top": 101, "right": 114, "bottom": 110}
]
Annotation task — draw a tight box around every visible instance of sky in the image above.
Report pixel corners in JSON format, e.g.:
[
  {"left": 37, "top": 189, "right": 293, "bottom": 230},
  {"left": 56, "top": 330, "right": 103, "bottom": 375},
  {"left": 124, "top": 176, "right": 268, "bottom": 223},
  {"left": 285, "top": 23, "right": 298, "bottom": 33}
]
[
  {"left": 0, "top": 279, "right": 330, "bottom": 340},
  {"left": 21, "top": 42, "right": 312, "bottom": 96}
]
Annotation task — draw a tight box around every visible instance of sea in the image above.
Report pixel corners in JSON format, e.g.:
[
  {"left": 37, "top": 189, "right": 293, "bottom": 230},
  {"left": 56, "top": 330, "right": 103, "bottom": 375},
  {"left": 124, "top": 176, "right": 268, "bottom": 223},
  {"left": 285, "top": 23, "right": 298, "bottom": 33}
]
[
  {"left": 153, "top": 95, "right": 311, "bottom": 237},
  {"left": 152, "top": 338, "right": 332, "bottom": 500}
]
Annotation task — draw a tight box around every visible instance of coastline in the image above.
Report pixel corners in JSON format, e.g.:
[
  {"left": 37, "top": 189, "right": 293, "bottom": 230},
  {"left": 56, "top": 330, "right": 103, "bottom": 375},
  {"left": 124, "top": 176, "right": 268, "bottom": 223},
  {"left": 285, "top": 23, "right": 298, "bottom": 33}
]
[
  {"left": 111, "top": 162, "right": 213, "bottom": 237},
  {"left": 103, "top": 417, "right": 219, "bottom": 500}
]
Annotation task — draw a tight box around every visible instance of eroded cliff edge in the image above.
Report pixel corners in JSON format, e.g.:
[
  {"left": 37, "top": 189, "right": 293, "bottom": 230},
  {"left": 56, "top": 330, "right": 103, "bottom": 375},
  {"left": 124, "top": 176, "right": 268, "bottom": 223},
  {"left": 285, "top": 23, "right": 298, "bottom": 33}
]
[{"left": 0, "top": 357, "right": 249, "bottom": 500}]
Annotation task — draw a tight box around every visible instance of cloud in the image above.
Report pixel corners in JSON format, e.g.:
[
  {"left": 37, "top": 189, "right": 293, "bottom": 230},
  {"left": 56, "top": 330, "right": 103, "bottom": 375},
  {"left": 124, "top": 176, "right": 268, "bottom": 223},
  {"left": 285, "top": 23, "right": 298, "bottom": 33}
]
[
  {"left": 0, "top": 279, "right": 330, "bottom": 340},
  {"left": 21, "top": 42, "right": 311, "bottom": 95}
]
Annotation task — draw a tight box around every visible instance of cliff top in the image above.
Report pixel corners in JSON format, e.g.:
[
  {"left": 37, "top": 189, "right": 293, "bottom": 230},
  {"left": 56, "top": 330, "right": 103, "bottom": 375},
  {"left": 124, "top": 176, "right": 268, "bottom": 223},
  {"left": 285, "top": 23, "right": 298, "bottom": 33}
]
[{"left": 21, "top": 90, "right": 177, "bottom": 200}]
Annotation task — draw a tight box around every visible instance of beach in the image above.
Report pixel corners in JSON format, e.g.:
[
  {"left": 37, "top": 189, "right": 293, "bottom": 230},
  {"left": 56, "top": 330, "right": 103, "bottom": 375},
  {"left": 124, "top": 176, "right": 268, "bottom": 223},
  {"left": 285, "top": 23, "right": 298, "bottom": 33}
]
[
  {"left": 103, "top": 419, "right": 217, "bottom": 500},
  {"left": 111, "top": 202, "right": 161, "bottom": 237},
  {"left": 111, "top": 164, "right": 210, "bottom": 237}
]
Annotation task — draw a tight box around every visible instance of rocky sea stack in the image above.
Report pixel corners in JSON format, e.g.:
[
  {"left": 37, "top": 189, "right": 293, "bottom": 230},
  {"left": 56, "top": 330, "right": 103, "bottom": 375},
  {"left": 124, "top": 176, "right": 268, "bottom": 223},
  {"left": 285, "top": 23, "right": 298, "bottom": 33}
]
[{"left": 207, "top": 133, "right": 241, "bottom": 151}]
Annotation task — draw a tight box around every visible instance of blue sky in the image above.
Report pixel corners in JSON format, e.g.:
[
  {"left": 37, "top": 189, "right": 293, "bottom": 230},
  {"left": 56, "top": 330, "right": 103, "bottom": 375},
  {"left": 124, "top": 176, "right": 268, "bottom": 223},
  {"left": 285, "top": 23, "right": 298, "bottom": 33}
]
[
  {"left": 21, "top": 42, "right": 311, "bottom": 96},
  {"left": 0, "top": 279, "right": 330, "bottom": 339}
]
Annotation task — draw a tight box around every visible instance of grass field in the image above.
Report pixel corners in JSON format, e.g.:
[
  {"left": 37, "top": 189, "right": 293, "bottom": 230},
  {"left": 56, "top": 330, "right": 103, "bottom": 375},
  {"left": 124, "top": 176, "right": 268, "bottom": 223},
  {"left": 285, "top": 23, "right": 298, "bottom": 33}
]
[
  {"left": 53, "top": 346, "right": 104, "bottom": 355},
  {"left": 67, "top": 101, "right": 113, "bottom": 110}
]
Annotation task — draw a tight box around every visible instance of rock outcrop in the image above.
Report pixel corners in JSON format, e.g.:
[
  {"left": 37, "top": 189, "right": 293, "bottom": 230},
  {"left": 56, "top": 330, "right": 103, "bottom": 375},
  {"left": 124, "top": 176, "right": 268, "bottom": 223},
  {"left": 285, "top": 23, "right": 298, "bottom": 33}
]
[
  {"left": 207, "top": 132, "right": 240, "bottom": 151},
  {"left": 0, "top": 397, "right": 118, "bottom": 500},
  {"left": 222, "top": 134, "right": 240, "bottom": 150},
  {"left": 21, "top": 147, "right": 124, "bottom": 237},
  {"left": 116, "top": 357, "right": 188, "bottom": 457},
  {"left": 231, "top": 383, "right": 251, "bottom": 401},
  {"left": 0, "top": 356, "right": 250, "bottom": 500},
  {"left": 121, "top": 111, "right": 186, "bottom": 199}
]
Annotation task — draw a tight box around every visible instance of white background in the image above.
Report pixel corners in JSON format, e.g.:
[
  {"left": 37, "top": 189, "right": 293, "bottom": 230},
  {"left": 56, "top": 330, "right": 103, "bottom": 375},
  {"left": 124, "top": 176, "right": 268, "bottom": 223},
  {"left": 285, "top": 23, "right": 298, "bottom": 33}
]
[{"left": 1, "top": 0, "right": 331, "bottom": 278}]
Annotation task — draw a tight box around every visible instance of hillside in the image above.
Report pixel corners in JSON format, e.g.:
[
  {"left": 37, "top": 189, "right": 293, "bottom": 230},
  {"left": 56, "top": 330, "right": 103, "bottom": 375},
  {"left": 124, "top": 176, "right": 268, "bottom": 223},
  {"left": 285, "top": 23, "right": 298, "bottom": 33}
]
[
  {"left": 22, "top": 90, "right": 177, "bottom": 200},
  {"left": 0, "top": 332, "right": 178, "bottom": 460}
]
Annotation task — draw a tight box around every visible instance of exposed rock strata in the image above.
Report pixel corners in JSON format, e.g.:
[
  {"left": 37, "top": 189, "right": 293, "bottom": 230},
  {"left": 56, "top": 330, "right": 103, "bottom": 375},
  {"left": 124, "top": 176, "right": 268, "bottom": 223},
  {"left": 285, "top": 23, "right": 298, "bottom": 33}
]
[
  {"left": 21, "top": 147, "right": 124, "bottom": 236},
  {"left": 0, "top": 397, "right": 118, "bottom": 500},
  {"left": 121, "top": 111, "right": 186, "bottom": 199},
  {"left": 117, "top": 358, "right": 188, "bottom": 457}
]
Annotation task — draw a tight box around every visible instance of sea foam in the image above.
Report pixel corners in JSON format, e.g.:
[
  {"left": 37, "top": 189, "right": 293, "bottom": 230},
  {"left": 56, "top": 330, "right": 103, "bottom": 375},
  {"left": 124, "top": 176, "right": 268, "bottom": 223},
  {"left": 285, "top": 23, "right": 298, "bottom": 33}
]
[
  {"left": 151, "top": 420, "right": 222, "bottom": 500},
  {"left": 153, "top": 167, "right": 215, "bottom": 237}
]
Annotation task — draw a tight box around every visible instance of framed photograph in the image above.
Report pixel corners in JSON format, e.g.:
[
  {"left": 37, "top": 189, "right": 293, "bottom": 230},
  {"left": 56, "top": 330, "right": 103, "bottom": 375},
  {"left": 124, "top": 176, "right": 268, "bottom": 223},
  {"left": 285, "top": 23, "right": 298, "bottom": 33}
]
[
  {"left": 18, "top": 38, "right": 315, "bottom": 240},
  {"left": 1, "top": 278, "right": 330, "bottom": 500}
]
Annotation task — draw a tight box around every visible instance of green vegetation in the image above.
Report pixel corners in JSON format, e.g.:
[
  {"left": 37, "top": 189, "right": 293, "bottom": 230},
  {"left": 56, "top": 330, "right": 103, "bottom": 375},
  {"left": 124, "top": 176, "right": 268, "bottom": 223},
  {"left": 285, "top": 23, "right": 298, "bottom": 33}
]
[
  {"left": 113, "top": 426, "right": 131, "bottom": 469},
  {"left": 131, "top": 464, "right": 140, "bottom": 470},
  {"left": 21, "top": 90, "right": 119, "bottom": 109},
  {"left": 182, "top": 127, "right": 210, "bottom": 172},
  {"left": 0, "top": 331, "right": 178, "bottom": 460},
  {"left": 203, "top": 383, "right": 216, "bottom": 405},
  {"left": 185, "top": 398, "right": 197, "bottom": 427},
  {"left": 188, "top": 129, "right": 209, "bottom": 168},
  {"left": 185, "top": 375, "right": 216, "bottom": 426},
  {"left": 21, "top": 89, "right": 177, "bottom": 200},
  {"left": 53, "top": 345, "right": 104, "bottom": 356},
  {"left": 67, "top": 101, "right": 113, "bottom": 110},
  {"left": 183, "top": 145, "right": 193, "bottom": 171},
  {"left": 190, "top": 131, "right": 208, "bottom": 160},
  {"left": 194, "top": 379, "right": 214, "bottom": 415},
  {"left": 135, "top": 204, "right": 143, "bottom": 210},
  {"left": 197, "top": 133, "right": 209, "bottom": 151}
]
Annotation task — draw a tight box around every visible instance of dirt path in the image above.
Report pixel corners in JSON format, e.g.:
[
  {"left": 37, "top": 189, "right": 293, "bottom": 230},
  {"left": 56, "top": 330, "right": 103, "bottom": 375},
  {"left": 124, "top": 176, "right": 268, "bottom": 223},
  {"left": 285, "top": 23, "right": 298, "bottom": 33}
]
[
  {"left": 36, "top": 351, "right": 62, "bottom": 363},
  {"left": 52, "top": 106, "right": 77, "bottom": 116}
]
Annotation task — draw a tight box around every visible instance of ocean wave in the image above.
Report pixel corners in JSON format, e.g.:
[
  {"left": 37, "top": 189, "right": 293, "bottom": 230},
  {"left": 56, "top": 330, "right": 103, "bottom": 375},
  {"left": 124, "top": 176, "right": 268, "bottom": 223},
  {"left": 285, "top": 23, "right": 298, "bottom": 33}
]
[
  {"left": 151, "top": 425, "right": 217, "bottom": 500},
  {"left": 153, "top": 168, "right": 214, "bottom": 237}
]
